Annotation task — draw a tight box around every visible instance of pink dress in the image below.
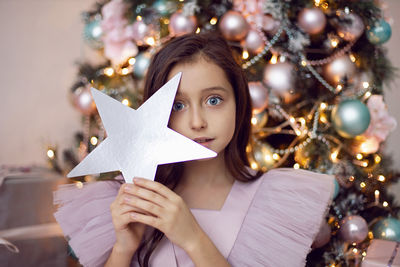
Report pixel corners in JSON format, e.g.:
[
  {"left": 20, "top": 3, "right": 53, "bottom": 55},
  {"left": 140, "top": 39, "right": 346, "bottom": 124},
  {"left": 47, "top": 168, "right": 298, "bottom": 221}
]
[{"left": 54, "top": 168, "right": 334, "bottom": 267}]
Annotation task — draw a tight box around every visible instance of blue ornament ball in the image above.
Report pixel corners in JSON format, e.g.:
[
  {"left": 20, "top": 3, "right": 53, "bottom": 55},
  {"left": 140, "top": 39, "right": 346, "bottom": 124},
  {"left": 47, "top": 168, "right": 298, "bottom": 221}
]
[
  {"left": 333, "top": 178, "right": 340, "bottom": 199},
  {"left": 83, "top": 19, "right": 103, "bottom": 49},
  {"left": 372, "top": 217, "right": 400, "bottom": 242},
  {"left": 367, "top": 19, "right": 392, "bottom": 45},
  {"left": 133, "top": 53, "right": 151, "bottom": 79},
  {"left": 331, "top": 99, "right": 371, "bottom": 138},
  {"left": 152, "top": 0, "right": 175, "bottom": 16}
]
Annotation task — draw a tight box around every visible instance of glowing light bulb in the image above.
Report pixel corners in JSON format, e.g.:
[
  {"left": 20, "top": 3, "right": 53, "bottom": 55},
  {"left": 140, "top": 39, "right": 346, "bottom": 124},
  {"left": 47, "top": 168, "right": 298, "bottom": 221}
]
[
  {"left": 146, "top": 37, "right": 155, "bottom": 46},
  {"left": 104, "top": 67, "right": 114, "bottom": 76},
  {"left": 301, "top": 60, "right": 307, "bottom": 66},
  {"left": 356, "top": 153, "right": 363, "bottom": 160},
  {"left": 136, "top": 16, "right": 142, "bottom": 21},
  {"left": 128, "top": 57, "right": 136, "bottom": 65},
  {"left": 272, "top": 153, "right": 280, "bottom": 160},
  {"left": 210, "top": 17, "right": 218, "bottom": 25},
  {"left": 270, "top": 54, "right": 278, "bottom": 64},
  {"left": 250, "top": 162, "right": 258, "bottom": 170},
  {"left": 121, "top": 68, "right": 129, "bottom": 75},
  {"left": 330, "top": 38, "right": 339, "bottom": 48},
  {"left": 196, "top": 27, "right": 200, "bottom": 34},
  {"left": 349, "top": 54, "right": 356, "bottom": 62},
  {"left": 378, "top": 175, "right": 385, "bottom": 182},
  {"left": 331, "top": 150, "right": 339, "bottom": 161},
  {"left": 122, "top": 98, "right": 130, "bottom": 106},
  {"left": 90, "top": 136, "right": 98, "bottom": 146},
  {"left": 363, "top": 82, "right": 370, "bottom": 89},
  {"left": 360, "top": 182, "right": 366, "bottom": 188},
  {"left": 47, "top": 149, "right": 55, "bottom": 159},
  {"left": 293, "top": 163, "right": 300, "bottom": 169},
  {"left": 320, "top": 102, "right": 327, "bottom": 110},
  {"left": 383, "top": 201, "right": 388, "bottom": 207},
  {"left": 242, "top": 50, "right": 249, "bottom": 59}
]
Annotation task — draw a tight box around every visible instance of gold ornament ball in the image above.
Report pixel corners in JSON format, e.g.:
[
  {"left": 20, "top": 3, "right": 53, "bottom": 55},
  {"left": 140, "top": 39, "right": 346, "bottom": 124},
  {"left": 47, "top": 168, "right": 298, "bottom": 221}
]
[
  {"left": 248, "top": 141, "right": 275, "bottom": 171},
  {"left": 251, "top": 110, "right": 268, "bottom": 130}
]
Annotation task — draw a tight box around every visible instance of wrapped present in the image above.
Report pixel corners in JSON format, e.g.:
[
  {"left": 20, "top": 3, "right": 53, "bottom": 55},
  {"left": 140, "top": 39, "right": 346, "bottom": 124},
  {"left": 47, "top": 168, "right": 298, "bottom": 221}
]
[
  {"left": 0, "top": 166, "right": 69, "bottom": 266},
  {"left": 362, "top": 239, "right": 400, "bottom": 267}
]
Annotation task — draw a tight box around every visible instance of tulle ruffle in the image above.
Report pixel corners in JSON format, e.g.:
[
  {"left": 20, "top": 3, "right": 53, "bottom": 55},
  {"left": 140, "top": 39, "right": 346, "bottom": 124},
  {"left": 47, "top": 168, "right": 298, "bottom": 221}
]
[
  {"left": 54, "top": 180, "right": 121, "bottom": 267},
  {"left": 228, "top": 168, "right": 334, "bottom": 266}
]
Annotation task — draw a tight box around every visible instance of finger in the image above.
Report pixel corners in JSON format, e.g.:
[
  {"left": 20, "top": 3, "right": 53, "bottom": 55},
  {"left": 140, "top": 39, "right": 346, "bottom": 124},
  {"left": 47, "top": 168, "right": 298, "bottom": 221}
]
[
  {"left": 114, "top": 212, "right": 141, "bottom": 229},
  {"left": 118, "top": 203, "right": 150, "bottom": 215},
  {"left": 124, "top": 184, "right": 167, "bottom": 208},
  {"left": 123, "top": 195, "right": 163, "bottom": 217},
  {"left": 132, "top": 177, "right": 176, "bottom": 200},
  {"left": 130, "top": 212, "right": 159, "bottom": 229}
]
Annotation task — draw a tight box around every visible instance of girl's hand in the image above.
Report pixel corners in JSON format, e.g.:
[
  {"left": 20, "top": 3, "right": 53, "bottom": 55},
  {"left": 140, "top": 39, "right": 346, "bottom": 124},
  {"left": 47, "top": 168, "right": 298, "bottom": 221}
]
[
  {"left": 109, "top": 183, "right": 148, "bottom": 255},
  {"left": 123, "top": 177, "right": 204, "bottom": 252}
]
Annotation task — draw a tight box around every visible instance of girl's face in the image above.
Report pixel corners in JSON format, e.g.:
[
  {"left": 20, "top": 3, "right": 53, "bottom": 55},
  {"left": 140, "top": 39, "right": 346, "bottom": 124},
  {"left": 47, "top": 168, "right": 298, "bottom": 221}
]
[{"left": 167, "top": 56, "right": 236, "bottom": 155}]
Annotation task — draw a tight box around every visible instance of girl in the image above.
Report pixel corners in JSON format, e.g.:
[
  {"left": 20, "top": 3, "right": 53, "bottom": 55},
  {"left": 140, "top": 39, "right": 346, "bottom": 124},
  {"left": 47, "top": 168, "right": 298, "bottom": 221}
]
[{"left": 54, "top": 33, "right": 334, "bottom": 267}]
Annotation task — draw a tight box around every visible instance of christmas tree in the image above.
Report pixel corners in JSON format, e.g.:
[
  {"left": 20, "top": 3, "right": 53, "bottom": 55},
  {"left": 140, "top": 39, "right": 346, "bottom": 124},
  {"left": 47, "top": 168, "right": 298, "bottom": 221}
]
[{"left": 48, "top": 0, "right": 400, "bottom": 265}]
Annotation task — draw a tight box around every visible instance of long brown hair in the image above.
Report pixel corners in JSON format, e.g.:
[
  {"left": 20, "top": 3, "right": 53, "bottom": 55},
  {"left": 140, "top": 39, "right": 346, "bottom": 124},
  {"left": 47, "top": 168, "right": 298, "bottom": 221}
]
[{"left": 136, "top": 32, "right": 261, "bottom": 266}]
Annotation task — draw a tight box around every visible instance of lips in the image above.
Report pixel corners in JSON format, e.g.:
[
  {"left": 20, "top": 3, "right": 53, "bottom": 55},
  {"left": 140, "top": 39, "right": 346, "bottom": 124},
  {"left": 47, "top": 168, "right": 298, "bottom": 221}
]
[{"left": 193, "top": 137, "right": 214, "bottom": 144}]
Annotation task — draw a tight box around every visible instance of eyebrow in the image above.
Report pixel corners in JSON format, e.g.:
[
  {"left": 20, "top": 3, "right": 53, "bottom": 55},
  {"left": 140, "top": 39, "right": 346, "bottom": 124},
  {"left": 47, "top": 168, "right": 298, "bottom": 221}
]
[{"left": 176, "top": 86, "right": 228, "bottom": 96}]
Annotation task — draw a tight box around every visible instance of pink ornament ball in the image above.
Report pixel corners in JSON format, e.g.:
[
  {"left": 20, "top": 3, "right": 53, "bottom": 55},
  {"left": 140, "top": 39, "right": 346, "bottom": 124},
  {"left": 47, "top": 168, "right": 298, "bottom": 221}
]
[
  {"left": 248, "top": 82, "right": 269, "bottom": 113},
  {"left": 242, "top": 30, "right": 264, "bottom": 54},
  {"left": 168, "top": 11, "right": 197, "bottom": 36},
  {"left": 72, "top": 86, "right": 96, "bottom": 115},
  {"left": 298, "top": 8, "right": 327, "bottom": 35},
  {"left": 339, "top": 215, "right": 368, "bottom": 243},
  {"left": 337, "top": 13, "right": 364, "bottom": 41},
  {"left": 130, "top": 20, "right": 151, "bottom": 45},
  {"left": 219, "top": 11, "right": 249, "bottom": 41}
]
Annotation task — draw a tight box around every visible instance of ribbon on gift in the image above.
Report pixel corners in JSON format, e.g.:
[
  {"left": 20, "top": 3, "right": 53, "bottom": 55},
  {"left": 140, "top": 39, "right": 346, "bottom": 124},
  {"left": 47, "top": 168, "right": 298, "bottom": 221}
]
[
  {"left": 388, "top": 242, "right": 400, "bottom": 267},
  {"left": 0, "top": 223, "right": 64, "bottom": 253}
]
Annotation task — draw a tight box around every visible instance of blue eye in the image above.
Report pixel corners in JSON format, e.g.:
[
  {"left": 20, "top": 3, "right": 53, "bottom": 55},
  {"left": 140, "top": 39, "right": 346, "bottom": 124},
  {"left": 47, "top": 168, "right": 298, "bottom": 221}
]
[
  {"left": 172, "top": 102, "right": 185, "bottom": 111},
  {"left": 207, "top": 96, "right": 222, "bottom": 106}
]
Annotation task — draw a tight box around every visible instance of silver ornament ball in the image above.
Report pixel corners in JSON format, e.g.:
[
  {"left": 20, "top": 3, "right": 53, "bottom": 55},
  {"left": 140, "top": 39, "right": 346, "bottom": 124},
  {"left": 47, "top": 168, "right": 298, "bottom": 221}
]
[{"left": 134, "top": 53, "right": 151, "bottom": 79}]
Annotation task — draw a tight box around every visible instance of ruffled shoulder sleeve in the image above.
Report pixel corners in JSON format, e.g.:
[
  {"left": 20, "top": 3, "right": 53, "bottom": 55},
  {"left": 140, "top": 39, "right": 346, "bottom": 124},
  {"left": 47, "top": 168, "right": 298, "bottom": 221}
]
[
  {"left": 53, "top": 179, "right": 121, "bottom": 267},
  {"left": 228, "top": 168, "right": 334, "bottom": 267}
]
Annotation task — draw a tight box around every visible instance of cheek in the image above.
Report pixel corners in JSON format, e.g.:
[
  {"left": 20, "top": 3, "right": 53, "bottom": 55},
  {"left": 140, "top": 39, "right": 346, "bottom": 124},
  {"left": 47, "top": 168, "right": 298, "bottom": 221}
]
[{"left": 168, "top": 114, "right": 184, "bottom": 133}]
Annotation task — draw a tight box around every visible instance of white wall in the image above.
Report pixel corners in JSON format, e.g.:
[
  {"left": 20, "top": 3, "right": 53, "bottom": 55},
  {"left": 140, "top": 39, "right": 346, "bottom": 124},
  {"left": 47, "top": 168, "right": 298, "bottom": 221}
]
[
  {"left": 0, "top": 0, "right": 399, "bottom": 174},
  {"left": 0, "top": 0, "right": 97, "bottom": 166}
]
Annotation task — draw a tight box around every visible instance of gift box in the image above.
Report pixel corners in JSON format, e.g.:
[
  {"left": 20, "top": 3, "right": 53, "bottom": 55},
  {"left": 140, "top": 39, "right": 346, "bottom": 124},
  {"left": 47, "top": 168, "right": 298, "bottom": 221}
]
[
  {"left": 362, "top": 239, "right": 400, "bottom": 267},
  {"left": 0, "top": 166, "right": 70, "bottom": 266}
]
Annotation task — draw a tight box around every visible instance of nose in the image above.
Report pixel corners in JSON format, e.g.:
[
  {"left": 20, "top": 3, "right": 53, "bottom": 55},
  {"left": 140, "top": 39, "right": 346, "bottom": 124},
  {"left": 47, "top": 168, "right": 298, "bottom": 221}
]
[{"left": 190, "top": 107, "right": 207, "bottom": 130}]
